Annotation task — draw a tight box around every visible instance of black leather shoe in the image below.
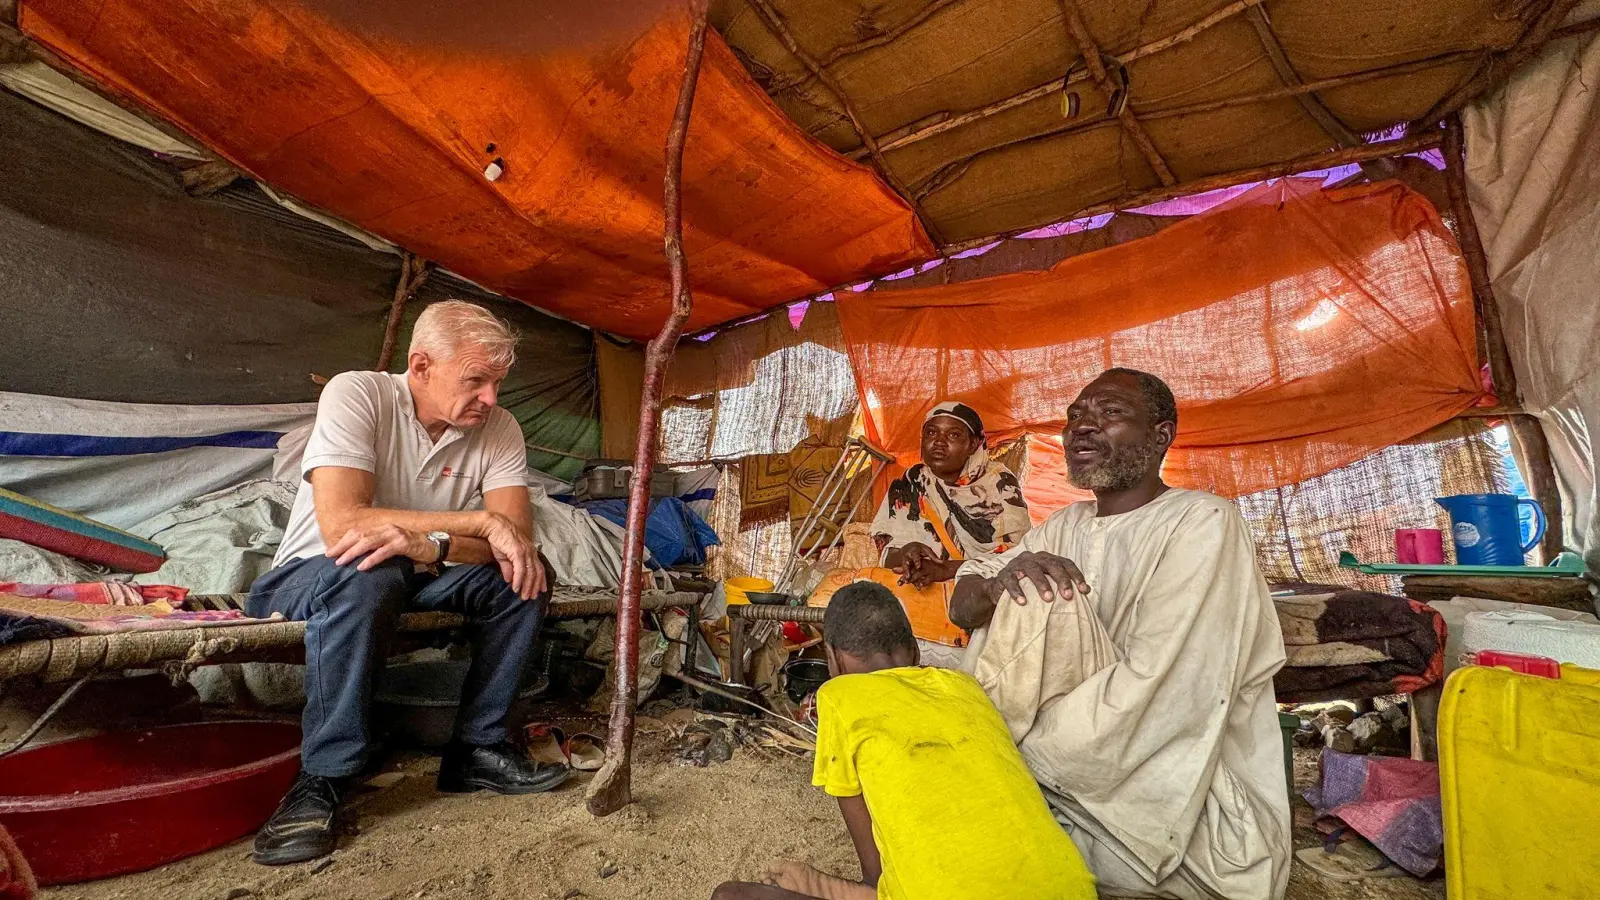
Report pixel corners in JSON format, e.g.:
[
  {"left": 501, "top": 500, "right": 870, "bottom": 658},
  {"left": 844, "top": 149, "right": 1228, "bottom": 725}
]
[
  {"left": 437, "top": 740, "right": 570, "bottom": 795},
  {"left": 252, "top": 771, "right": 345, "bottom": 866}
]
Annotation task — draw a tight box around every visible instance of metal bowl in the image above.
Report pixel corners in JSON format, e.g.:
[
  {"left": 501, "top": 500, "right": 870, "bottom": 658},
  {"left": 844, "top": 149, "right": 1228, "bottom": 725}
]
[{"left": 747, "top": 591, "right": 797, "bottom": 605}]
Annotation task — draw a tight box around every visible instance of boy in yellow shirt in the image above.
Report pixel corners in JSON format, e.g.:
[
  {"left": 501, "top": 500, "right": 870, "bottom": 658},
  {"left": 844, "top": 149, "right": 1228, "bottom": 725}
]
[{"left": 711, "top": 581, "right": 1096, "bottom": 900}]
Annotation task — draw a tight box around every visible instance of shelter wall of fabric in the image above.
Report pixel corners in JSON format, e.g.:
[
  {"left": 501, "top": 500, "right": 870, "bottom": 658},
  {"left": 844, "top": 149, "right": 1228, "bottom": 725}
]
[
  {"left": 0, "top": 89, "right": 394, "bottom": 405},
  {"left": 1235, "top": 419, "right": 1508, "bottom": 589},
  {"left": 596, "top": 337, "right": 645, "bottom": 460},
  {"left": 1465, "top": 27, "right": 1600, "bottom": 573},
  {"left": 838, "top": 179, "right": 1487, "bottom": 498},
  {"left": 19, "top": 1, "right": 932, "bottom": 339},
  {"left": 0, "top": 391, "right": 315, "bottom": 530},
  {"left": 661, "top": 301, "right": 858, "bottom": 463}
]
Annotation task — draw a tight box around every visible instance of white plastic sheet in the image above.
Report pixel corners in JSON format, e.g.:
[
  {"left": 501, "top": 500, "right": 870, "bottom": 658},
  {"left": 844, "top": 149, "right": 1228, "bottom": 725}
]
[
  {"left": 1464, "top": 22, "right": 1600, "bottom": 575},
  {"left": 0, "top": 390, "right": 315, "bottom": 528}
]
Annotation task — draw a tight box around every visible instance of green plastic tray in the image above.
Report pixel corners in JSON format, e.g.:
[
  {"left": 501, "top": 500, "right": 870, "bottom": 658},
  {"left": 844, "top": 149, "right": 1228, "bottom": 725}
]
[{"left": 1337, "top": 550, "right": 1587, "bottom": 578}]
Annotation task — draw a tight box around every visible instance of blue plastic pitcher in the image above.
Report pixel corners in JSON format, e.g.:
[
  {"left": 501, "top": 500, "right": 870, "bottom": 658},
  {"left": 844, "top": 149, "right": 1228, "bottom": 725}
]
[{"left": 1435, "top": 493, "right": 1545, "bottom": 566}]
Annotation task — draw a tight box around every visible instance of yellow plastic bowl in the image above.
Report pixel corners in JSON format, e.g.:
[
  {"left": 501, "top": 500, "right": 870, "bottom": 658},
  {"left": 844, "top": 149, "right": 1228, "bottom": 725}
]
[{"left": 724, "top": 577, "right": 775, "bottom": 606}]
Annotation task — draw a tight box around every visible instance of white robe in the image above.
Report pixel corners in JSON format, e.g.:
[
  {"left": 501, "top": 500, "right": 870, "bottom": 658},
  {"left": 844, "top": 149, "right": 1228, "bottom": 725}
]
[{"left": 957, "top": 489, "right": 1290, "bottom": 900}]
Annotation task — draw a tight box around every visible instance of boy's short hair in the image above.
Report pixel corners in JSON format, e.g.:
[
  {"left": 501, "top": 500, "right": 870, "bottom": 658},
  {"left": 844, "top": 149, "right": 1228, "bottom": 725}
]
[{"left": 823, "top": 581, "right": 916, "bottom": 656}]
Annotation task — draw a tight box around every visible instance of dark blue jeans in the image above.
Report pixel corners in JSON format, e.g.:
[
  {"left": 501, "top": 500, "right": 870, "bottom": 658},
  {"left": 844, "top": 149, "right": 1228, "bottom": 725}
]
[{"left": 246, "top": 555, "right": 547, "bottom": 777}]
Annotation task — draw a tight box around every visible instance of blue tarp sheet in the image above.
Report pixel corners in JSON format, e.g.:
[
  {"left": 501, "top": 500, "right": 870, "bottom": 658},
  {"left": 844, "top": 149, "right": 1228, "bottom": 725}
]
[{"left": 576, "top": 496, "right": 720, "bottom": 569}]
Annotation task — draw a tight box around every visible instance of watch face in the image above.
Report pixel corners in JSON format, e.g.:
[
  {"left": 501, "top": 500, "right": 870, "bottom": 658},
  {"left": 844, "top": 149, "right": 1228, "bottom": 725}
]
[{"left": 428, "top": 531, "right": 449, "bottom": 541}]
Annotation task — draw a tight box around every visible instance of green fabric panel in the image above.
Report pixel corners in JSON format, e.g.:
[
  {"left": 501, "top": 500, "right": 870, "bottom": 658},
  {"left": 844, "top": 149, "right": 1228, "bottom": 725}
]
[{"left": 398, "top": 275, "right": 599, "bottom": 482}]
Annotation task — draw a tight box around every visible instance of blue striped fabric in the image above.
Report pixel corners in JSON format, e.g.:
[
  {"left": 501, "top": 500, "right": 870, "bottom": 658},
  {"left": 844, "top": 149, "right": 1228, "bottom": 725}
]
[{"left": 0, "top": 430, "right": 285, "bottom": 457}]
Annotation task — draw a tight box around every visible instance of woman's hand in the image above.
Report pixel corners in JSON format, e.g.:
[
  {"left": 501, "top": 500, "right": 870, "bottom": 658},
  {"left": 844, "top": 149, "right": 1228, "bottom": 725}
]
[{"left": 892, "top": 542, "right": 962, "bottom": 588}]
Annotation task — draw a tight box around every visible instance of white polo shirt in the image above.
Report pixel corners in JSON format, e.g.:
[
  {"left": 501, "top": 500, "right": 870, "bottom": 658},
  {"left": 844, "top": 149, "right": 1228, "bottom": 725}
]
[{"left": 273, "top": 371, "right": 528, "bottom": 566}]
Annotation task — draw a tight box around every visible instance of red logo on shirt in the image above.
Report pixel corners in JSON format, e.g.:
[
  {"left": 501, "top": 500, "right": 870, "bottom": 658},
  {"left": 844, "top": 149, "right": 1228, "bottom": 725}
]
[{"left": 439, "top": 466, "right": 467, "bottom": 479}]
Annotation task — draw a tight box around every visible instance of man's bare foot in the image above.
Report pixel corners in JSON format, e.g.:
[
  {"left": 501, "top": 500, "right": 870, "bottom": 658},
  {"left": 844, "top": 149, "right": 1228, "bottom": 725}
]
[{"left": 763, "top": 861, "right": 874, "bottom": 900}]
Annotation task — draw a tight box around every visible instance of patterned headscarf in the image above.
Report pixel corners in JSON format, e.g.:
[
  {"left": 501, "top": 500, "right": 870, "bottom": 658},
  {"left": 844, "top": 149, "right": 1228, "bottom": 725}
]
[{"left": 871, "top": 403, "right": 1031, "bottom": 560}]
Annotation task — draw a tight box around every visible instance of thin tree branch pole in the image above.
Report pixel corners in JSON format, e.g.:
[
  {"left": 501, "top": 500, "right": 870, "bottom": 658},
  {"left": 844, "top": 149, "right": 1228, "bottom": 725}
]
[
  {"left": 818, "top": 0, "right": 959, "bottom": 67},
  {"left": 940, "top": 129, "right": 1443, "bottom": 253},
  {"left": 1245, "top": 7, "right": 1364, "bottom": 147},
  {"left": 1412, "top": 0, "right": 1581, "bottom": 128},
  {"left": 855, "top": 0, "right": 1266, "bottom": 159},
  {"left": 1441, "top": 113, "right": 1565, "bottom": 559},
  {"left": 585, "top": 0, "right": 710, "bottom": 818},
  {"left": 1057, "top": 0, "right": 1176, "bottom": 186},
  {"left": 375, "top": 252, "right": 430, "bottom": 372},
  {"left": 1138, "top": 48, "right": 1483, "bottom": 121},
  {"left": 744, "top": 0, "right": 940, "bottom": 242}
]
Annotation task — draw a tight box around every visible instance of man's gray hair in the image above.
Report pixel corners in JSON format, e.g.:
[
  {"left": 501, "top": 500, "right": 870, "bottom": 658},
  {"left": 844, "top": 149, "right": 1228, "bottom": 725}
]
[{"left": 409, "top": 300, "right": 519, "bottom": 370}]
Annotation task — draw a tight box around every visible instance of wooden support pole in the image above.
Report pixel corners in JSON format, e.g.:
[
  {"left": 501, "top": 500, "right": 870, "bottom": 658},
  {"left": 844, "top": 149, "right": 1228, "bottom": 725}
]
[
  {"left": 1441, "top": 113, "right": 1564, "bottom": 559},
  {"left": 1057, "top": 0, "right": 1176, "bottom": 186},
  {"left": 744, "top": 0, "right": 941, "bottom": 242},
  {"left": 585, "top": 0, "right": 710, "bottom": 818},
  {"left": 375, "top": 252, "right": 430, "bottom": 372}
]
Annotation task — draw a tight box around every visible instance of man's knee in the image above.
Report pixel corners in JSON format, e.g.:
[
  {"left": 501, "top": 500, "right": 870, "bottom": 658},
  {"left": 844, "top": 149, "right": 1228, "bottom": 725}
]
[
  {"left": 456, "top": 558, "right": 554, "bottom": 611},
  {"left": 311, "top": 556, "right": 412, "bottom": 618}
]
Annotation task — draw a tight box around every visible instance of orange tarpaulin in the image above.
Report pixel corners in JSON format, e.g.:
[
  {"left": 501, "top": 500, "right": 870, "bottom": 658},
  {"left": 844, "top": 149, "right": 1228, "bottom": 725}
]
[
  {"left": 838, "top": 180, "right": 1489, "bottom": 499},
  {"left": 19, "top": 1, "right": 931, "bottom": 339}
]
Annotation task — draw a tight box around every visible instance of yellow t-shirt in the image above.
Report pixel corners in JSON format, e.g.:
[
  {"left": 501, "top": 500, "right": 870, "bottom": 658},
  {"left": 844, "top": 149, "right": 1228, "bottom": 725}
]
[{"left": 812, "top": 666, "right": 1097, "bottom": 900}]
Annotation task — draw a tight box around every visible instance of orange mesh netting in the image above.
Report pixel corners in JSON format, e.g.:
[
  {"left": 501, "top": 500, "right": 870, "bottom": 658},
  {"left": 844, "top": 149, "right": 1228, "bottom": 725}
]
[
  {"left": 19, "top": 0, "right": 931, "bottom": 339},
  {"left": 837, "top": 179, "right": 1489, "bottom": 498}
]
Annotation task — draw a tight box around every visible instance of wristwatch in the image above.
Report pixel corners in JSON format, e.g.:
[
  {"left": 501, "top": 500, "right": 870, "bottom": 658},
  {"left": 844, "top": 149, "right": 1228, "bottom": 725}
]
[{"left": 426, "top": 531, "right": 451, "bottom": 565}]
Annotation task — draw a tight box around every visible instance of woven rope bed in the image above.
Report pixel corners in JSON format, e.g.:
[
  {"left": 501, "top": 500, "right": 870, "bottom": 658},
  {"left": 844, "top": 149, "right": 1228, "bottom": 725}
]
[{"left": 0, "top": 586, "right": 706, "bottom": 685}]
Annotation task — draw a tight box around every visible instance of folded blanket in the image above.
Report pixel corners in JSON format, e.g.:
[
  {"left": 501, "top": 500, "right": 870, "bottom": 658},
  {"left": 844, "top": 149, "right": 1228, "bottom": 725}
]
[
  {"left": 0, "top": 581, "right": 188, "bottom": 606},
  {"left": 0, "top": 592, "right": 265, "bottom": 646},
  {"left": 1274, "top": 591, "right": 1446, "bottom": 702}
]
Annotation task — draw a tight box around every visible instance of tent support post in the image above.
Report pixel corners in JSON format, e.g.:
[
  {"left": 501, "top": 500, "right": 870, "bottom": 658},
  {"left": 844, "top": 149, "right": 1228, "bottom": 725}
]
[
  {"left": 586, "top": 0, "right": 709, "bottom": 818},
  {"left": 375, "top": 252, "right": 430, "bottom": 372},
  {"left": 1442, "top": 113, "right": 1564, "bottom": 560}
]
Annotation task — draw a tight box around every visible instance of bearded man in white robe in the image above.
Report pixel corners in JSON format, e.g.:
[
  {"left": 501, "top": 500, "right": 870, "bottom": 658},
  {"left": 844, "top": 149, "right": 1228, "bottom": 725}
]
[{"left": 948, "top": 368, "right": 1290, "bottom": 900}]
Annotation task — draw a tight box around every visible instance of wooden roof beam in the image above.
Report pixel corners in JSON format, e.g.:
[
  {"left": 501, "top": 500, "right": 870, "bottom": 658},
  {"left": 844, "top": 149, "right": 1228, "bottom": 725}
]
[
  {"left": 743, "top": 0, "right": 943, "bottom": 242},
  {"left": 768, "top": 0, "right": 966, "bottom": 92},
  {"left": 1243, "top": 4, "right": 1397, "bottom": 181},
  {"left": 941, "top": 128, "right": 1443, "bottom": 253},
  {"left": 1057, "top": 0, "right": 1176, "bottom": 186},
  {"left": 852, "top": 0, "right": 1266, "bottom": 160}
]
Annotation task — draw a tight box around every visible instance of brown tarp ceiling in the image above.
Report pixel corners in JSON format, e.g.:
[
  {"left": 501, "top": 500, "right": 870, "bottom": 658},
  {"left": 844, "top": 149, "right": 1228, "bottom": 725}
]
[{"left": 711, "top": 0, "right": 1536, "bottom": 245}]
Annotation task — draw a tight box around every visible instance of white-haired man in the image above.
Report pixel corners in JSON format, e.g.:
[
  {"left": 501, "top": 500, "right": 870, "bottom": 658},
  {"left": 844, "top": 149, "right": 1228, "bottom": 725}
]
[{"left": 247, "top": 300, "right": 563, "bottom": 866}]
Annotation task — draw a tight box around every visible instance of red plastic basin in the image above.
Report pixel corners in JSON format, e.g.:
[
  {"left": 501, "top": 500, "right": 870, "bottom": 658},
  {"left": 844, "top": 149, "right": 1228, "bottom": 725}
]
[{"left": 0, "top": 721, "right": 300, "bottom": 885}]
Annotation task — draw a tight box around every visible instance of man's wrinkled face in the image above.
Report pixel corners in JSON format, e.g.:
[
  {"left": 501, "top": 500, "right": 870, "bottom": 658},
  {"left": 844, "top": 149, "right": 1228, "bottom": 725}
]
[
  {"left": 1064, "top": 373, "right": 1170, "bottom": 492},
  {"left": 921, "top": 416, "right": 978, "bottom": 480},
  {"left": 415, "top": 346, "right": 509, "bottom": 428}
]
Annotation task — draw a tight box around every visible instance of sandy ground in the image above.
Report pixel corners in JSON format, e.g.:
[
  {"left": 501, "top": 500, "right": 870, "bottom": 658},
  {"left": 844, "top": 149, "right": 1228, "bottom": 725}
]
[
  {"left": 43, "top": 726, "right": 857, "bottom": 900},
  {"left": 28, "top": 686, "right": 1444, "bottom": 900}
]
